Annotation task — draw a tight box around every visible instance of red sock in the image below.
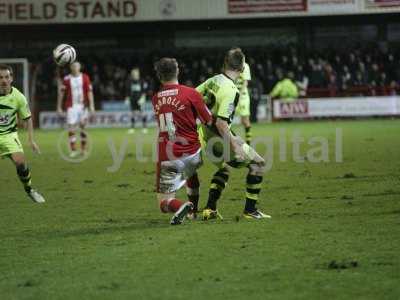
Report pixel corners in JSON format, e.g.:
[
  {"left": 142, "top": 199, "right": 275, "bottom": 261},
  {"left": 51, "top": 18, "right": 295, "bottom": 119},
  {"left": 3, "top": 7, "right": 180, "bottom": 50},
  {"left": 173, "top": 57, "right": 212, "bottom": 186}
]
[
  {"left": 80, "top": 131, "right": 87, "bottom": 151},
  {"left": 160, "top": 199, "right": 183, "bottom": 213},
  {"left": 68, "top": 131, "right": 76, "bottom": 151}
]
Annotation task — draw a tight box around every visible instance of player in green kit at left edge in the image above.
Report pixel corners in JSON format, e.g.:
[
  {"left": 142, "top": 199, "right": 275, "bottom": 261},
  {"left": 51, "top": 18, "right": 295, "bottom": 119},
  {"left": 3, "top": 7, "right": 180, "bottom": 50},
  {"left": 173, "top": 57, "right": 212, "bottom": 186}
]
[{"left": 0, "top": 64, "right": 45, "bottom": 203}]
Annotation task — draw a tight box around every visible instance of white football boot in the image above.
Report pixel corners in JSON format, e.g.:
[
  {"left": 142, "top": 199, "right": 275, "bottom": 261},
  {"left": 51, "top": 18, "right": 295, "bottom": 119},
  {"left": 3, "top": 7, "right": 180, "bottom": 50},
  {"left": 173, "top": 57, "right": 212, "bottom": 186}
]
[
  {"left": 170, "top": 202, "right": 194, "bottom": 225},
  {"left": 27, "top": 189, "right": 45, "bottom": 203}
]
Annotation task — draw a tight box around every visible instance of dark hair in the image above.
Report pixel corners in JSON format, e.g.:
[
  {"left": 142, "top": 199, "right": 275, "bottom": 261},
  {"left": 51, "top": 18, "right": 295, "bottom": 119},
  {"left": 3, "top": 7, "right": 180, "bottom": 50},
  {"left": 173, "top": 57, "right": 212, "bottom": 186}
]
[
  {"left": 224, "top": 47, "right": 245, "bottom": 72},
  {"left": 154, "top": 58, "right": 178, "bottom": 82},
  {"left": 0, "top": 64, "right": 13, "bottom": 76}
]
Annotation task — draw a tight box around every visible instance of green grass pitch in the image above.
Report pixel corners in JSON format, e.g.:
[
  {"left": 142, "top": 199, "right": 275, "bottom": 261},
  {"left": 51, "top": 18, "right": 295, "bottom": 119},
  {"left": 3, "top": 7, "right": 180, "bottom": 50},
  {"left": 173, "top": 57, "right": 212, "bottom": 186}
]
[{"left": 0, "top": 119, "right": 399, "bottom": 300}]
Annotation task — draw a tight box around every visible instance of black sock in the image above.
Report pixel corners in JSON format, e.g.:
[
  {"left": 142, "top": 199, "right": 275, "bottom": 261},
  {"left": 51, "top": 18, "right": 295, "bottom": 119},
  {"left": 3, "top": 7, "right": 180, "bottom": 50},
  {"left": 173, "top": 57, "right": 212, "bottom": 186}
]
[
  {"left": 245, "top": 174, "right": 263, "bottom": 212},
  {"left": 188, "top": 194, "right": 199, "bottom": 212},
  {"left": 142, "top": 116, "right": 147, "bottom": 128},
  {"left": 17, "top": 164, "right": 32, "bottom": 193},
  {"left": 206, "top": 168, "right": 229, "bottom": 210},
  {"left": 131, "top": 116, "right": 136, "bottom": 128},
  {"left": 245, "top": 126, "right": 252, "bottom": 144},
  {"left": 245, "top": 199, "right": 257, "bottom": 212}
]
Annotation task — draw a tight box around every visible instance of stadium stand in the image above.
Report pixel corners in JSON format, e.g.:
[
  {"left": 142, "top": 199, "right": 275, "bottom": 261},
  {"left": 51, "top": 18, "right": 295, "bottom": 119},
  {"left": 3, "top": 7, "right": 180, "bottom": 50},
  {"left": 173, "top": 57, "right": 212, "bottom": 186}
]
[{"left": 31, "top": 44, "right": 400, "bottom": 111}]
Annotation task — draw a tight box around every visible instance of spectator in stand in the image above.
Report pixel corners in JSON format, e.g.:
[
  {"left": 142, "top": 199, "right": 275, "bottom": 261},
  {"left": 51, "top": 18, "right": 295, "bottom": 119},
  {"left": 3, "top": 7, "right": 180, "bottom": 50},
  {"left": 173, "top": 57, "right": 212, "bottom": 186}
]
[
  {"left": 340, "top": 65, "right": 352, "bottom": 90},
  {"left": 325, "top": 64, "right": 337, "bottom": 86},
  {"left": 348, "top": 52, "right": 358, "bottom": 74},
  {"left": 365, "top": 54, "right": 373, "bottom": 68},
  {"left": 395, "top": 58, "right": 400, "bottom": 82},
  {"left": 388, "top": 81, "right": 399, "bottom": 95},
  {"left": 369, "top": 63, "right": 381, "bottom": 86},
  {"left": 378, "top": 72, "right": 389, "bottom": 88},
  {"left": 264, "top": 59, "right": 276, "bottom": 93},
  {"left": 28, "top": 43, "right": 400, "bottom": 111},
  {"left": 269, "top": 71, "right": 299, "bottom": 102},
  {"left": 248, "top": 75, "right": 264, "bottom": 122},
  {"left": 281, "top": 55, "right": 290, "bottom": 72},
  {"left": 309, "top": 60, "right": 326, "bottom": 88},
  {"left": 385, "top": 54, "right": 396, "bottom": 81},
  {"left": 295, "top": 65, "right": 308, "bottom": 97},
  {"left": 353, "top": 71, "right": 367, "bottom": 86},
  {"left": 332, "top": 54, "right": 342, "bottom": 71},
  {"left": 358, "top": 62, "right": 369, "bottom": 84},
  {"left": 104, "top": 81, "right": 117, "bottom": 99},
  {"left": 292, "top": 55, "right": 299, "bottom": 69}
]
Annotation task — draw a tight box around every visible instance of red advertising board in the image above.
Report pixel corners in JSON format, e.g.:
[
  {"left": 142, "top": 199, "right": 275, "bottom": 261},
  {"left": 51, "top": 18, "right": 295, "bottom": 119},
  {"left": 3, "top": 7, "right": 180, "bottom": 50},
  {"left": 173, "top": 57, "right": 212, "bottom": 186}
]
[
  {"left": 276, "top": 100, "right": 309, "bottom": 118},
  {"left": 228, "top": 0, "right": 307, "bottom": 14}
]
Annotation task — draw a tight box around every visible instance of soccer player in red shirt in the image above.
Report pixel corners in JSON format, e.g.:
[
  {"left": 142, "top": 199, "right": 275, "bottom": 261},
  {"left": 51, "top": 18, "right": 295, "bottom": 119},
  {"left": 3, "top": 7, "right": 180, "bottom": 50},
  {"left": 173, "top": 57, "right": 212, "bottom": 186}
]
[
  {"left": 152, "top": 58, "right": 212, "bottom": 225},
  {"left": 57, "top": 61, "right": 95, "bottom": 158}
]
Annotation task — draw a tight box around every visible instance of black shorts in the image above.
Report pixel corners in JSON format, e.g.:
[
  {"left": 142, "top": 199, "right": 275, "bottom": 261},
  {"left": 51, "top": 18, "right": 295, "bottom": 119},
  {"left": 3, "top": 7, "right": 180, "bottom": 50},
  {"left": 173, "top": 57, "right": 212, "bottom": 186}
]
[{"left": 130, "top": 99, "right": 141, "bottom": 111}]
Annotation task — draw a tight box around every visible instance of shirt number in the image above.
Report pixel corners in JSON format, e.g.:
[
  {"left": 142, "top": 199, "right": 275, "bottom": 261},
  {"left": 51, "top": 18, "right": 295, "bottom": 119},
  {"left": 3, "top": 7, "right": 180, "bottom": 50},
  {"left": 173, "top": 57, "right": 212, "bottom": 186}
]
[{"left": 159, "top": 112, "right": 176, "bottom": 140}]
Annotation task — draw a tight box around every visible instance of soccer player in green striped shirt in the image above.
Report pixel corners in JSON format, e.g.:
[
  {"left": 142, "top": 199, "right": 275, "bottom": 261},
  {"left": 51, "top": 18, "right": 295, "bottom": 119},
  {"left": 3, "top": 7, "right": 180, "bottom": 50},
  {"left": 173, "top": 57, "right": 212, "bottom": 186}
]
[
  {"left": 0, "top": 64, "right": 45, "bottom": 203},
  {"left": 235, "top": 56, "right": 252, "bottom": 144},
  {"left": 196, "top": 48, "right": 270, "bottom": 220}
]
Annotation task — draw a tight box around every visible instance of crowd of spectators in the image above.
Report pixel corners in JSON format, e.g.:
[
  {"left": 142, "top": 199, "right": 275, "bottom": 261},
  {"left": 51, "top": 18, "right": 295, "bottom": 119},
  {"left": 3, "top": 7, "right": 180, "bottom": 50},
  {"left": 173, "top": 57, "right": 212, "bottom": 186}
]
[{"left": 33, "top": 44, "right": 400, "bottom": 110}]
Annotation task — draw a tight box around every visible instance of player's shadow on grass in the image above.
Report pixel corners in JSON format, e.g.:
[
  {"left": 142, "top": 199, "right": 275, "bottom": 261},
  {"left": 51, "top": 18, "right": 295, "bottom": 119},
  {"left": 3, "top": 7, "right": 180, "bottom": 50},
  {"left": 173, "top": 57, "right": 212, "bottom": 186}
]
[{"left": 28, "top": 218, "right": 172, "bottom": 240}]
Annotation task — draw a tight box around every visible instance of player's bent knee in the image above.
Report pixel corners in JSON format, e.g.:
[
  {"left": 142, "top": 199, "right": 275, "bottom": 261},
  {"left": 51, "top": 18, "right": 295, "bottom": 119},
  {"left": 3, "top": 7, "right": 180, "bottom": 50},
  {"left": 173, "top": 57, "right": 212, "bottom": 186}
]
[
  {"left": 249, "top": 162, "right": 266, "bottom": 176},
  {"left": 158, "top": 193, "right": 175, "bottom": 213},
  {"left": 159, "top": 199, "right": 169, "bottom": 213},
  {"left": 11, "top": 153, "right": 26, "bottom": 167}
]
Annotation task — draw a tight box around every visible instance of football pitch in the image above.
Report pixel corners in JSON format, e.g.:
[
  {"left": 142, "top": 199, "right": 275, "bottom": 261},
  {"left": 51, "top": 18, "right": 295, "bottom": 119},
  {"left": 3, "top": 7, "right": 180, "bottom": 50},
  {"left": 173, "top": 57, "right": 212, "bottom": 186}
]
[{"left": 0, "top": 119, "right": 399, "bottom": 300}]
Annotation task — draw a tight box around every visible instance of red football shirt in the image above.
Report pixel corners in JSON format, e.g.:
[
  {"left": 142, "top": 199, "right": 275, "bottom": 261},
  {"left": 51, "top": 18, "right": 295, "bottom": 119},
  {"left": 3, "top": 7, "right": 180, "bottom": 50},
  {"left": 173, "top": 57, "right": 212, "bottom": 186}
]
[
  {"left": 61, "top": 73, "right": 92, "bottom": 109},
  {"left": 152, "top": 83, "right": 212, "bottom": 161}
]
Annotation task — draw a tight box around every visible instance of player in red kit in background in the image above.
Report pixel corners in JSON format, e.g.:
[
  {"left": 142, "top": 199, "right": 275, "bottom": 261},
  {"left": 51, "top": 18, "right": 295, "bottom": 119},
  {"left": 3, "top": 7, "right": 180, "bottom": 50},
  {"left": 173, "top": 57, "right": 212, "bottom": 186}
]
[
  {"left": 152, "top": 58, "right": 212, "bottom": 225},
  {"left": 57, "top": 61, "right": 95, "bottom": 158}
]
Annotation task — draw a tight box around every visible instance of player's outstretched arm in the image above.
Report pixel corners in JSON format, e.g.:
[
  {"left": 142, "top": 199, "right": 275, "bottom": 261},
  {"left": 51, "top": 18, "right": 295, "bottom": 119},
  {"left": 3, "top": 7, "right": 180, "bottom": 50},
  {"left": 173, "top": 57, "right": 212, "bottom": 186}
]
[{"left": 24, "top": 118, "right": 41, "bottom": 154}]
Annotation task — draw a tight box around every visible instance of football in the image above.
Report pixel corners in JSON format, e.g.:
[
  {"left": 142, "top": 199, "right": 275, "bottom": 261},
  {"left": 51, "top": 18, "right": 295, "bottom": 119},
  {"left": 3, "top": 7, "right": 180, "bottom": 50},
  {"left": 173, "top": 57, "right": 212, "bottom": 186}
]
[{"left": 53, "top": 44, "right": 76, "bottom": 66}]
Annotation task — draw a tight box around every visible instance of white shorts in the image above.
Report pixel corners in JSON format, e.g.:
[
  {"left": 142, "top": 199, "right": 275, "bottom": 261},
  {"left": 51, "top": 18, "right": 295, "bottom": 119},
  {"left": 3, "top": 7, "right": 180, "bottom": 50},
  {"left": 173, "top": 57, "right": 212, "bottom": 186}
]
[
  {"left": 67, "top": 104, "right": 89, "bottom": 126},
  {"left": 157, "top": 149, "right": 202, "bottom": 194}
]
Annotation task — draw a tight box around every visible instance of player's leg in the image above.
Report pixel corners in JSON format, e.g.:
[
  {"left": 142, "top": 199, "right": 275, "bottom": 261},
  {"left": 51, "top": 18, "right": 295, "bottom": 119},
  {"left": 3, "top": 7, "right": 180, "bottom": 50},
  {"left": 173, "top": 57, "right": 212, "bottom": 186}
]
[
  {"left": 68, "top": 125, "right": 79, "bottom": 157},
  {"left": 131, "top": 110, "right": 137, "bottom": 130},
  {"left": 186, "top": 173, "right": 200, "bottom": 215},
  {"left": 140, "top": 108, "right": 148, "bottom": 134},
  {"left": 79, "top": 125, "right": 88, "bottom": 154},
  {"left": 203, "top": 166, "right": 229, "bottom": 220},
  {"left": 158, "top": 192, "right": 185, "bottom": 213},
  {"left": 79, "top": 126, "right": 88, "bottom": 155},
  {"left": 241, "top": 116, "right": 252, "bottom": 144},
  {"left": 128, "top": 99, "right": 138, "bottom": 134},
  {"left": 9, "top": 151, "right": 45, "bottom": 203},
  {"left": 156, "top": 160, "right": 193, "bottom": 225},
  {"left": 182, "top": 150, "right": 203, "bottom": 219},
  {"left": 239, "top": 96, "right": 252, "bottom": 144},
  {"left": 205, "top": 133, "right": 270, "bottom": 220},
  {"left": 79, "top": 108, "right": 89, "bottom": 154},
  {"left": 199, "top": 128, "right": 229, "bottom": 220},
  {"left": 66, "top": 107, "right": 79, "bottom": 157},
  {"left": 10, "top": 152, "right": 31, "bottom": 192},
  {"left": 241, "top": 146, "right": 271, "bottom": 219},
  {"left": 158, "top": 193, "right": 194, "bottom": 226}
]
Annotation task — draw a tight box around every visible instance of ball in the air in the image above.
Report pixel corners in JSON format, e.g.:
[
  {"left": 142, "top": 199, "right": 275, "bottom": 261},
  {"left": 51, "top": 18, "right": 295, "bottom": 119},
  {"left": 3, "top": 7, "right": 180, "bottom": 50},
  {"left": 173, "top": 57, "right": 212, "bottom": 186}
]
[{"left": 53, "top": 44, "right": 76, "bottom": 66}]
